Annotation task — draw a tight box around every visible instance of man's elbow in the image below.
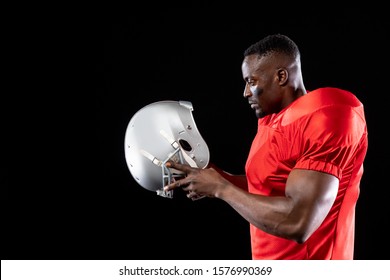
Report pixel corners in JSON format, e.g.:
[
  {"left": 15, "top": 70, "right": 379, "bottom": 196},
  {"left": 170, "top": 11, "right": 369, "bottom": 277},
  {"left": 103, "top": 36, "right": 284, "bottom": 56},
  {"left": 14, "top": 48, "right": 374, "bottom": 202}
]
[
  {"left": 284, "top": 224, "right": 314, "bottom": 244},
  {"left": 291, "top": 234, "right": 310, "bottom": 244}
]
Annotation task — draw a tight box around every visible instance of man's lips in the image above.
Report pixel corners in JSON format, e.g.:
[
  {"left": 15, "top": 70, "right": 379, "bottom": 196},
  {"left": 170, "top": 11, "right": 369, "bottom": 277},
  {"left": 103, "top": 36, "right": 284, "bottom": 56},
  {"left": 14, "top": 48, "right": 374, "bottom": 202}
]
[{"left": 250, "top": 103, "right": 258, "bottom": 109}]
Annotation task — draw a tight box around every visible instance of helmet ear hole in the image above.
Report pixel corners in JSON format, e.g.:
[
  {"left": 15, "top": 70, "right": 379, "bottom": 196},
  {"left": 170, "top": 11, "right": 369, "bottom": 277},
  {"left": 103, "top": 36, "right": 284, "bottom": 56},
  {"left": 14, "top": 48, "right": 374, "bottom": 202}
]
[{"left": 179, "top": 139, "right": 192, "bottom": 151}]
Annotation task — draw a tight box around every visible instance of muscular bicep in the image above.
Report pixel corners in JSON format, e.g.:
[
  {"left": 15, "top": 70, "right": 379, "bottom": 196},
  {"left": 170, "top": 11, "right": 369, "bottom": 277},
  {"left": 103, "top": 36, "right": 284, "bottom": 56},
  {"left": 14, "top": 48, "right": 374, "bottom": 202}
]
[{"left": 285, "top": 169, "right": 339, "bottom": 243}]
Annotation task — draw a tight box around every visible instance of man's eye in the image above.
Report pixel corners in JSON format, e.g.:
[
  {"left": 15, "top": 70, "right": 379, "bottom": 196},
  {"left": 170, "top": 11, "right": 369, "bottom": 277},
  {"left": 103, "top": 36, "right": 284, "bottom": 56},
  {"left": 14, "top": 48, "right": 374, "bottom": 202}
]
[{"left": 247, "top": 80, "right": 255, "bottom": 86}]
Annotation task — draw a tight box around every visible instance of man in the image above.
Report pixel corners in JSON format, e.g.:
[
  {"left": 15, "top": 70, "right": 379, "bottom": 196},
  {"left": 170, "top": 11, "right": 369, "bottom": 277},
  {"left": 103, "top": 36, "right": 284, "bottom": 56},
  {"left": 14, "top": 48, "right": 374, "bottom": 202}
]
[{"left": 164, "top": 34, "right": 368, "bottom": 260}]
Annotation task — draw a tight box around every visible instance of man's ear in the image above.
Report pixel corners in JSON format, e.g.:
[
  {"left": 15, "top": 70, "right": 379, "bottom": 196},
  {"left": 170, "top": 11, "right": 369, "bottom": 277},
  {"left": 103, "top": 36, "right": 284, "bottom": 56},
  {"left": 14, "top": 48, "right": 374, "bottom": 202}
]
[{"left": 276, "top": 68, "right": 288, "bottom": 86}]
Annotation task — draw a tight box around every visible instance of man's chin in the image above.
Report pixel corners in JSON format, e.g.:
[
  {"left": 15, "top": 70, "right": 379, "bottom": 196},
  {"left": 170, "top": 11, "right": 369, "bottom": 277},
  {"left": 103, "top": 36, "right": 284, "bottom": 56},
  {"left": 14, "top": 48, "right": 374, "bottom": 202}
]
[{"left": 256, "top": 109, "right": 265, "bottom": 119}]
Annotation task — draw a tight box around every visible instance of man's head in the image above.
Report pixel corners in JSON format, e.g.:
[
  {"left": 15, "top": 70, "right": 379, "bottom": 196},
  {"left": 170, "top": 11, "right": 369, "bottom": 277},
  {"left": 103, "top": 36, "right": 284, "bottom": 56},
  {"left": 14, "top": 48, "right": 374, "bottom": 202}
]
[{"left": 242, "top": 34, "right": 305, "bottom": 118}]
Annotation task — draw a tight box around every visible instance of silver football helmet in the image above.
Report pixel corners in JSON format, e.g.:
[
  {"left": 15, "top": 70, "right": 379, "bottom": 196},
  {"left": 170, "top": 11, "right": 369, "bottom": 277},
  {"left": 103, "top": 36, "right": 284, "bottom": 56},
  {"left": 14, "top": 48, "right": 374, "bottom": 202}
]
[{"left": 124, "top": 100, "right": 210, "bottom": 198}]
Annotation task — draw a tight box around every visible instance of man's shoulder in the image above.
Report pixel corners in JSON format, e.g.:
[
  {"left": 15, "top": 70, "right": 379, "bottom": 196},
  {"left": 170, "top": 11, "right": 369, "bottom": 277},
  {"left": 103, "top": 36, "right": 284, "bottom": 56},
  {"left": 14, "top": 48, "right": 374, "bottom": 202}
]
[
  {"left": 306, "top": 87, "right": 362, "bottom": 107},
  {"left": 281, "top": 87, "right": 365, "bottom": 126}
]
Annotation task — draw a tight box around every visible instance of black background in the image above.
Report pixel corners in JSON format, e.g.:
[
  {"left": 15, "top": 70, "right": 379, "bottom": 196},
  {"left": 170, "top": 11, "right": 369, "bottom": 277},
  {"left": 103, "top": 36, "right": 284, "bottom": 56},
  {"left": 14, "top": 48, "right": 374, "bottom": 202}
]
[{"left": 3, "top": 3, "right": 389, "bottom": 260}]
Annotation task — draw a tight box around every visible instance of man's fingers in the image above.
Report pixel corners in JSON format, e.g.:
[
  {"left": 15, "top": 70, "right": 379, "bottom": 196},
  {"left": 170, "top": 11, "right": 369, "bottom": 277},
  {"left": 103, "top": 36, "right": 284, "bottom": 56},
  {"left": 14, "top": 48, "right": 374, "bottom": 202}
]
[
  {"left": 164, "top": 179, "right": 186, "bottom": 191},
  {"left": 166, "top": 161, "right": 193, "bottom": 172}
]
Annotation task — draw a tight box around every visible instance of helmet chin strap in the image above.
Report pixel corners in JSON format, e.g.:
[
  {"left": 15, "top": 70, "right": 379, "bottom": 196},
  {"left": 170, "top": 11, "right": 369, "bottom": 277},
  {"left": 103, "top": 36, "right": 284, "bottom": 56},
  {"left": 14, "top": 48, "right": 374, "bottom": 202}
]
[
  {"left": 159, "top": 129, "right": 205, "bottom": 200},
  {"left": 159, "top": 129, "right": 198, "bottom": 168},
  {"left": 138, "top": 129, "right": 203, "bottom": 199}
]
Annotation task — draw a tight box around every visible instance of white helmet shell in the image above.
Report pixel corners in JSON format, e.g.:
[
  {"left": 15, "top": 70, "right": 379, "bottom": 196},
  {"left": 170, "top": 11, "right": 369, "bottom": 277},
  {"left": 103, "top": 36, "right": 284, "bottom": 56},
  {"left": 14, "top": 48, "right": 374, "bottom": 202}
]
[{"left": 124, "top": 100, "right": 210, "bottom": 198}]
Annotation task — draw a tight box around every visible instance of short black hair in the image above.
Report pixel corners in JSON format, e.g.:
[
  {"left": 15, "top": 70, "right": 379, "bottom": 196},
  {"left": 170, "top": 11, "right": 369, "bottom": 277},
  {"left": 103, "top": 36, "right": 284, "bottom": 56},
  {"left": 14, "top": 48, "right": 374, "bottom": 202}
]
[{"left": 244, "top": 34, "right": 300, "bottom": 59}]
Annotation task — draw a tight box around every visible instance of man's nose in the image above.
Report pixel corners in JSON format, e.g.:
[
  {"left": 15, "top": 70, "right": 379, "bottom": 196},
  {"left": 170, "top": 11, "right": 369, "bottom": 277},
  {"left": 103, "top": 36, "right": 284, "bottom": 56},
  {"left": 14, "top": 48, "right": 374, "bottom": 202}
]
[{"left": 243, "top": 83, "right": 252, "bottom": 98}]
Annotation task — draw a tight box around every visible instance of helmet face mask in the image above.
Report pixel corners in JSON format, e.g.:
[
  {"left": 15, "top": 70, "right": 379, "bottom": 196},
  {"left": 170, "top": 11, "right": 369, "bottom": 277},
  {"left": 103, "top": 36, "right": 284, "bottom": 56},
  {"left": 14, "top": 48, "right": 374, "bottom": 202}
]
[{"left": 124, "top": 100, "right": 210, "bottom": 198}]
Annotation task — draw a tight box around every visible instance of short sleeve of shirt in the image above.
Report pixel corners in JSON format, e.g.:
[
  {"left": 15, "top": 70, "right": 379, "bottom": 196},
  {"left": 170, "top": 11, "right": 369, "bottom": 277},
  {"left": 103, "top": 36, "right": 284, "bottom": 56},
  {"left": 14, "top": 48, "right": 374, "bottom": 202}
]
[{"left": 294, "top": 104, "right": 366, "bottom": 179}]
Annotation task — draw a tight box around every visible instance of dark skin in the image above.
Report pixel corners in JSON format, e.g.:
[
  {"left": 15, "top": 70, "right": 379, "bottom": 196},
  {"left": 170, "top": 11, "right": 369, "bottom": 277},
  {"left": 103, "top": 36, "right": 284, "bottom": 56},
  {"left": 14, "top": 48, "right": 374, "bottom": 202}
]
[{"left": 164, "top": 53, "right": 339, "bottom": 243}]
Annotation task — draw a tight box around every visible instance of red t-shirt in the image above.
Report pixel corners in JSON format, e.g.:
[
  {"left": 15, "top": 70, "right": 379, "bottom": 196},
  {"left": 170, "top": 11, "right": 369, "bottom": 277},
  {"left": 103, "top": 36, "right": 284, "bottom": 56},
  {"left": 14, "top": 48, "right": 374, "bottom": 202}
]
[{"left": 245, "top": 87, "right": 368, "bottom": 259}]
